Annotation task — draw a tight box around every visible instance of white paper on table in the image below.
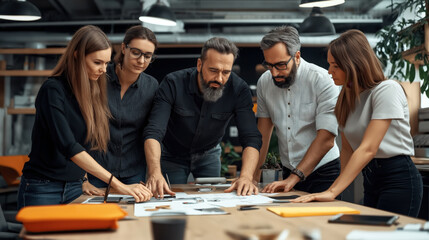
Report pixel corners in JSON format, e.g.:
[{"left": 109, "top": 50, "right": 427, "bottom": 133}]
[
  {"left": 179, "top": 192, "right": 274, "bottom": 207},
  {"left": 134, "top": 192, "right": 274, "bottom": 216},
  {"left": 134, "top": 201, "right": 228, "bottom": 217},
  {"left": 346, "top": 230, "right": 429, "bottom": 240}
]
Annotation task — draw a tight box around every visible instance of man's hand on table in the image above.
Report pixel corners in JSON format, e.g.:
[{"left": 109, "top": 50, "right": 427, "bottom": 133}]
[
  {"left": 146, "top": 172, "right": 176, "bottom": 198},
  {"left": 224, "top": 176, "right": 259, "bottom": 196},
  {"left": 261, "top": 174, "right": 300, "bottom": 193}
]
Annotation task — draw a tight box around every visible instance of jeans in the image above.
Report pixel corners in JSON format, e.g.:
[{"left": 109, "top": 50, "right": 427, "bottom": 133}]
[
  {"left": 362, "top": 155, "right": 423, "bottom": 217},
  {"left": 17, "top": 175, "right": 83, "bottom": 210},
  {"left": 87, "top": 169, "right": 146, "bottom": 188},
  {"left": 283, "top": 158, "right": 340, "bottom": 194},
  {"left": 161, "top": 144, "right": 222, "bottom": 184}
]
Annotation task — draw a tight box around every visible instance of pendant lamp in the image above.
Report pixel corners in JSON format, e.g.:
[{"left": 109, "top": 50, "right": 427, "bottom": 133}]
[
  {"left": 0, "top": 0, "right": 41, "bottom": 21},
  {"left": 139, "top": 0, "right": 177, "bottom": 26}
]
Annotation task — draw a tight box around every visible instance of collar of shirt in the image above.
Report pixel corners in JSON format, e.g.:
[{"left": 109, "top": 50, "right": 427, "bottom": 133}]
[
  {"left": 107, "top": 63, "right": 139, "bottom": 88},
  {"left": 188, "top": 68, "right": 200, "bottom": 95}
]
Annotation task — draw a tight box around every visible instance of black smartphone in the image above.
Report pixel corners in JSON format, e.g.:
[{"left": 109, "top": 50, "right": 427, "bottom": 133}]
[
  {"left": 88, "top": 196, "right": 123, "bottom": 203},
  {"left": 328, "top": 214, "right": 399, "bottom": 226},
  {"left": 270, "top": 195, "right": 300, "bottom": 200}
]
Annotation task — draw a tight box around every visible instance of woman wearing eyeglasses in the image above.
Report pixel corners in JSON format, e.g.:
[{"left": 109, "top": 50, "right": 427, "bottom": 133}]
[
  {"left": 18, "top": 25, "right": 152, "bottom": 209},
  {"left": 83, "top": 25, "right": 162, "bottom": 195}
]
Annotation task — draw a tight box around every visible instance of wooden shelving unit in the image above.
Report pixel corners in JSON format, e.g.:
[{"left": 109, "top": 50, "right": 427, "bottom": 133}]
[
  {"left": 7, "top": 99, "right": 35, "bottom": 115},
  {"left": 0, "top": 70, "right": 53, "bottom": 77},
  {"left": 0, "top": 48, "right": 65, "bottom": 55},
  {"left": 402, "top": 23, "right": 429, "bottom": 66},
  {"left": 0, "top": 48, "right": 64, "bottom": 116}
]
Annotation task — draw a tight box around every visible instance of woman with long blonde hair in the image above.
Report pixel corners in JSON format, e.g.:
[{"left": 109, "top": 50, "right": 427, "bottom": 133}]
[
  {"left": 293, "top": 29, "right": 423, "bottom": 217},
  {"left": 18, "top": 25, "right": 152, "bottom": 209}
]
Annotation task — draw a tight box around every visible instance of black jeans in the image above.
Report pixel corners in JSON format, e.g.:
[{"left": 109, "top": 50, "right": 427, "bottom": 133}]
[
  {"left": 362, "top": 155, "right": 423, "bottom": 217},
  {"left": 282, "top": 158, "right": 340, "bottom": 194}
]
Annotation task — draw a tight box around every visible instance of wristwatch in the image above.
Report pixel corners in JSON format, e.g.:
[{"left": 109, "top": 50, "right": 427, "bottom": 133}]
[
  {"left": 82, "top": 176, "right": 88, "bottom": 183},
  {"left": 291, "top": 168, "right": 306, "bottom": 181}
]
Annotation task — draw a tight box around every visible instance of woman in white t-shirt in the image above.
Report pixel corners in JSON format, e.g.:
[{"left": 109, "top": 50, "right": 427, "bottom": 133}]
[{"left": 292, "top": 29, "right": 423, "bottom": 217}]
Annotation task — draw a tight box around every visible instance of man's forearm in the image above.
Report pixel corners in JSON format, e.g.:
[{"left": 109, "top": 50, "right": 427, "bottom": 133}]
[
  {"left": 240, "top": 146, "right": 260, "bottom": 180},
  {"left": 144, "top": 139, "right": 162, "bottom": 175},
  {"left": 296, "top": 130, "right": 335, "bottom": 177}
]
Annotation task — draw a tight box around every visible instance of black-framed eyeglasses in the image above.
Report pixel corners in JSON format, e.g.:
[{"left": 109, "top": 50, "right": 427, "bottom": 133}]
[
  {"left": 262, "top": 56, "right": 293, "bottom": 71},
  {"left": 103, "top": 174, "right": 114, "bottom": 203},
  {"left": 126, "top": 44, "right": 156, "bottom": 63}
]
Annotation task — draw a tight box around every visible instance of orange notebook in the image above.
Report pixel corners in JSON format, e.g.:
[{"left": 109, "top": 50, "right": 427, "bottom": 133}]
[
  {"left": 267, "top": 206, "right": 360, "bottom": 217},
  {"left": 16, "top": 204, "right": 127, "bottom": 233}
]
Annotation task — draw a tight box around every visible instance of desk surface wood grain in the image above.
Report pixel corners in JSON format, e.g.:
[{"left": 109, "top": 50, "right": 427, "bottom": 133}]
[{"left": 20, "top": 185, "right": 426, "bottom": 240}]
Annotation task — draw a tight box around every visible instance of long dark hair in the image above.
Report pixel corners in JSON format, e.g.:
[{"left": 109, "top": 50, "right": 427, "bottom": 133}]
[
  {"left": 330, "top": 29, "right": 386, "bottom": 127},
  {"left": 52, "top": 25, "right": 112, "bottom": 152}
]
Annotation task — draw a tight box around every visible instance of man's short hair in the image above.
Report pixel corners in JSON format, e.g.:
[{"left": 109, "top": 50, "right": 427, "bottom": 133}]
[
  {"left": 260, "top": 25, "right": 301, "bottom": 57},
  {"left": 201, "top": 37, "right": 239, "bottom": 61}
]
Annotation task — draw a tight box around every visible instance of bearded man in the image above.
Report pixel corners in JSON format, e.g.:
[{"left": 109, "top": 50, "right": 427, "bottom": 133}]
[
  {"left": 255, "top": 26, "right": 341, "bottom": 194},
  {"left": 143, "top": 37, "right": 262, "bottom": 197}
]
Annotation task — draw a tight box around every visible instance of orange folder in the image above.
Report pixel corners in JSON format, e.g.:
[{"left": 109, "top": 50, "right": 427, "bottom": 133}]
[
  {"left": 16, "top": 204, "right": 127, "bottom": 233},
  {"left": 267, "top": 206, "right": 360, "bottom": 217}
]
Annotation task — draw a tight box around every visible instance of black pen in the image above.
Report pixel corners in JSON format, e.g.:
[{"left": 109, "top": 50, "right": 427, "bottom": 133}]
[
  {"left": 104, "top": 174, "right": 114, "bottom": 203},
  {"left": 165, "top": 173, "right": 171, "bottom": 189}
]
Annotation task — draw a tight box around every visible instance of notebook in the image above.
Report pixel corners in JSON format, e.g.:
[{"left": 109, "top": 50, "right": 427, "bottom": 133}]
[
  {"left": 16, "top": 203, "right": 127, "bottom": 233},
  {"left": 267, "top": 206, "right": 360, "bottom": 217}
]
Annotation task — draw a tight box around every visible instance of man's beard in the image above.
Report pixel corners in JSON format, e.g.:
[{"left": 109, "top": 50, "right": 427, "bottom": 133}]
[
  {"left": 199, "top": 70, "right": 225, "bottom": 102},
  {"left": 272, "top": 60, "right": 297, "bottom": 89}
]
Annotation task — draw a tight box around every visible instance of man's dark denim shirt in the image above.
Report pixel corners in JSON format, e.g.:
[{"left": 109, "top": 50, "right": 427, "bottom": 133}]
[
  {"left": 90, "top": 63, "right": 159, "bottom": 178},
  {"left": 143, "top": 67, "right": 262, "bottom": 156}
]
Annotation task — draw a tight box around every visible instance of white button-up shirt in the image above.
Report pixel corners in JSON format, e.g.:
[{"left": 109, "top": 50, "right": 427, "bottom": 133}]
[{"left": 256, "top": 58, "right": 340, "bottom": 171}]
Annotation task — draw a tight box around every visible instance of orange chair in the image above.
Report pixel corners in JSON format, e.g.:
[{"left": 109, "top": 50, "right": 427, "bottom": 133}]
[{"left": 0, "top": 156, "right": 29, "bottom": 186}]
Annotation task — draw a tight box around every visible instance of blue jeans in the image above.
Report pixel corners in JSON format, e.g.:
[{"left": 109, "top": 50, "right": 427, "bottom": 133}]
[
  {"left": 17, "top": 175, "right": 83, "bottom": 210},
  {"left": 362, "top": 155, "right": 423, "bottom": 217},
  {"left": 87, "top": 171, "right": 146, "bottom": 188},
  {"left": 283, "top": 158, "right": 341, "bottom": 194},
  {"left": 161, "top": 145, "right": 222, "bottom": 184}
]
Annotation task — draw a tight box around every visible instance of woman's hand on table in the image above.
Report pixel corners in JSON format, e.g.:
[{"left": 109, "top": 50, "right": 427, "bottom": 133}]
[
  {"left": 291, "top": 190, "right": 336, "bottom": 203},
  {"left": 82, "top": 181, "right": 104, "bottom": 196},
  {"left": 115, "top": 182, "right": 153, "bottom": 202}
]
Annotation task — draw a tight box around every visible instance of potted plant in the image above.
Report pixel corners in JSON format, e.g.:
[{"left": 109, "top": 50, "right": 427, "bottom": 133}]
[
  {"left": 374, "top": 0, "right": 429, "bottom": 96},
  {"left": 260, "top": 152, "right": 282, "bottom": 183},
  {"left": 220, "top": 141, "right": 241, "bottom": 178}
]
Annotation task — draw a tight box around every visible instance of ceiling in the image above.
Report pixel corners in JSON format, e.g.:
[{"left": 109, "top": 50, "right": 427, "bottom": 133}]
[{"left": 0, "top": 0, "right": 403, "bottom": 46}]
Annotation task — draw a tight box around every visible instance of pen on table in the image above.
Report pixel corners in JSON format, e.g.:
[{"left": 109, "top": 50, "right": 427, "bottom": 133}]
[{"left": 165, "top": 173, "right": 171, "bottom": 189}]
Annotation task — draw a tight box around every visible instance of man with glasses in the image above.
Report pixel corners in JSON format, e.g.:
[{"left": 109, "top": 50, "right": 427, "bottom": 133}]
[
  {"left": 255, "top": 26, "right": 341, "bottom": 195},
  {"left": 83, "top": 26, "right": 159, "bottom": 194},
  {"left": 143, "top": 37, "right": 262, "bottom": 197}
]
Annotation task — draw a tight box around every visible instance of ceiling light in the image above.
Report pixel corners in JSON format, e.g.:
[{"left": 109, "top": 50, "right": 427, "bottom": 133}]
[
  {"left": 300, "top": 7, "right": 335, "bottom": 36},
  {"left": 139, "top": 0, "right": 177, "bottom": 27},
  {"left": 0, "top": 0, "right": 41, "bottom": 21},
  {"left": 299, "top": 0, "right": 345, "bottom": 8}
]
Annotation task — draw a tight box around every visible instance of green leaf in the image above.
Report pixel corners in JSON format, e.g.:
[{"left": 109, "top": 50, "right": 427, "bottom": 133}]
[{"left": 410, "top": 64, "right": 416, "bottom": 82}]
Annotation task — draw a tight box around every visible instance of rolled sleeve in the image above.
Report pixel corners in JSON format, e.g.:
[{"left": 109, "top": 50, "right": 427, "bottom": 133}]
[
  {"left": 256, "top": 71, "right": 271, "bottom": 118},
  {"left": 143, "top": 77, "right": 174, "bottom": 143},
  {"left": 41, "top": 82, "right": 85, "bottom": 159},
  {"left": 314, "top": 76, "right": 339, "bottom": 136},
  {"left": 235, "top": 83, "right": 262, "bottom": 151}
]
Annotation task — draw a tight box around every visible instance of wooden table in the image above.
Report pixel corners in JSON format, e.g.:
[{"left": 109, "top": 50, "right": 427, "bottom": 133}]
[{"left": 20, "top": 185, "right": 427, "bottom": 240}]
